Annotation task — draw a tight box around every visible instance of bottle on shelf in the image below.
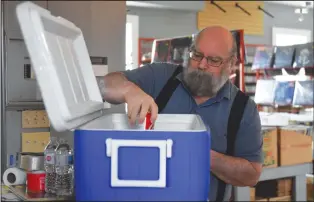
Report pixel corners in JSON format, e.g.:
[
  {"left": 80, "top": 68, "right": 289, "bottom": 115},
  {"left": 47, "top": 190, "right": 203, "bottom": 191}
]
[
  {"left": 55, "top": 139, "right": 74, "bottom": 196},
  {"left": 44, "top": 136, "right": 59, "bottom": 194}
]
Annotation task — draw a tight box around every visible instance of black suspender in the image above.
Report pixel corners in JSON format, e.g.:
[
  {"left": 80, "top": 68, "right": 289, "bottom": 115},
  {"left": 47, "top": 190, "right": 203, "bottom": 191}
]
[
  {"left": 155, "top": 65, "right": 183, "bottom": 113},
  {"left": 215, "top": 90, "right": 249, "bottom": 202},
  {"left": 154, "top": 65, "right": 249, "bottom": 201}
]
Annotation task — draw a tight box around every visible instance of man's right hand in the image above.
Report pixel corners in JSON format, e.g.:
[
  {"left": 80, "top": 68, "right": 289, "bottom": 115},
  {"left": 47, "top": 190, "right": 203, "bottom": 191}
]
[{"left": 124, "top": 83, "right": 158, "bottom": 126}]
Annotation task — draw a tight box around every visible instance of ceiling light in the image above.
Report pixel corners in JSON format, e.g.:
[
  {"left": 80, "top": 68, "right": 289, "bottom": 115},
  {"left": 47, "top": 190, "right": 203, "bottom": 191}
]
[{"left": 295, "top": 8, "right": 308, "bottom": 14}]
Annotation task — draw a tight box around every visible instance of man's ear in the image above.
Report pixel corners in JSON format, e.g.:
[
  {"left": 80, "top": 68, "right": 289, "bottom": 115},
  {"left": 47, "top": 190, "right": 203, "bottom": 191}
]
[{"left": 229, "top": 56, "right": 238, "bottom": 71}]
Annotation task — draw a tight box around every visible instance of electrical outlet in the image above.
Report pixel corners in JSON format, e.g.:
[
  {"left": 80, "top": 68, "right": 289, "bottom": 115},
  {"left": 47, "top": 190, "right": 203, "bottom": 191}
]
[
  {"left": 22, "top": 110, "right": 50, "bottom": 128},
  {"left": 21, "top": 132, "right": 50, "bottom": 153}
]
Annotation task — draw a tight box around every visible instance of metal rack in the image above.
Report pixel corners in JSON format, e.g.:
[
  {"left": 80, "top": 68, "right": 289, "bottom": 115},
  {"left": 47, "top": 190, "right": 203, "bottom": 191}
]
[{"left": 234, "top": 163, "right": 313, "bottom": 201}]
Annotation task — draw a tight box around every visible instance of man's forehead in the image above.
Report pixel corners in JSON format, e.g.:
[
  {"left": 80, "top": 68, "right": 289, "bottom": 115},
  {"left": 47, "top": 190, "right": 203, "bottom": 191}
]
[{"left": 195, "top": 38, "right": 230, "bottom": 57}]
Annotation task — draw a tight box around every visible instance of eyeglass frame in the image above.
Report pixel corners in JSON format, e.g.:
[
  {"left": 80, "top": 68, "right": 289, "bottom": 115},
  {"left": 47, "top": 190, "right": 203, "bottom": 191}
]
[{"left": 189, "top": 47, "right": 236, "bottom": 67}]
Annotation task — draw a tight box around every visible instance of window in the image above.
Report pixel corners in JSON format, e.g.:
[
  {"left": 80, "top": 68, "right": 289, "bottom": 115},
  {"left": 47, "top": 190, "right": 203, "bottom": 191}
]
[{"left": 272, "top": 27, "right": 312, "bottom": 46}]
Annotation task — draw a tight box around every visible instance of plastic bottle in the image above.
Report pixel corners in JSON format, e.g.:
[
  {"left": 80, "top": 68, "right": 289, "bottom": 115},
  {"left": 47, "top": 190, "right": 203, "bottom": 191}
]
[
  {"left": 55, "top": 139, "right": 74, "bottom": 196},
  {"left": 44, "top": 137, "right": 59, "bottom": 193}
]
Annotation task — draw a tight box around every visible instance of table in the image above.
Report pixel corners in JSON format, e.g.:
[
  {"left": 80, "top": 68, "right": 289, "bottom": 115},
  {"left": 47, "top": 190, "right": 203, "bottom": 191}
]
[{"left": 234, "top": 163, "right": 313, "bottom": 201}]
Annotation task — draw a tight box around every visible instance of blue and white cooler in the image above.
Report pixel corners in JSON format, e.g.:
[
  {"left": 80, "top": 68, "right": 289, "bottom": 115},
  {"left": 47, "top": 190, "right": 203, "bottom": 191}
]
[{"left": 16, "top": 2, "right": 211, "bottom": 201}]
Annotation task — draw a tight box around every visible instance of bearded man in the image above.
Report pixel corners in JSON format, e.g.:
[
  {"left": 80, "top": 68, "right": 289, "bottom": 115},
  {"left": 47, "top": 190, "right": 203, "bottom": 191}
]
[{"left": 102, "top": 26, "right": 263, "bottom": 201}]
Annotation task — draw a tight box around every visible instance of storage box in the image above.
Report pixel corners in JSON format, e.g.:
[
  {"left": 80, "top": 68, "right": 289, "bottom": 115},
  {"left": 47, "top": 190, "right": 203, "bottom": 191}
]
[
  {"left": 262, "top": 127, "right": 278, "bottom": 168},
  {"left": 16, "top": 2, "right": 211, "bottom": 201},
  {"left": 278, "top": 126, "right": 313, "bottom": 166}
]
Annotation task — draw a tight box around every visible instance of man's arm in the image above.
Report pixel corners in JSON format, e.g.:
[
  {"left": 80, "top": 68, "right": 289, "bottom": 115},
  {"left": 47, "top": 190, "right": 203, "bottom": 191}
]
[
  {"left": 102, "top": 72, "right": 137, "bottom": 104},
  {"left": 211, "top": 99, "right": 263, "bottom": 187},
  {"left": 102, "top": 64, "right": 156, "bottom": 104}
]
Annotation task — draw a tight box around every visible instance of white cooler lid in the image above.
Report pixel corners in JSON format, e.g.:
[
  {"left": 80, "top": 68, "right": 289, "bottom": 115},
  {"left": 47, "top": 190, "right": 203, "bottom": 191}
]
[{"left": 16, "top": 2, "right": 106, "bottom": 132}]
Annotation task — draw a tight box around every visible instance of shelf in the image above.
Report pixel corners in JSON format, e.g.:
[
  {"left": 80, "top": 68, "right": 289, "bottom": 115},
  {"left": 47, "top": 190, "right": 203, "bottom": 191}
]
[
  {"left": 245, "top": 72, "right": 256, "bottom": 76},
  {"left": 234, "top": 163, "right": 313, "bottom": 201},
  {"left": 245, "top": 82, "right": 256, "bottom": 85},
  {"left": 5, "top": 101, "right": 45, "bottom": 111},
  {"left": 252, "top": 66, "right": 314, "bottom": 71},
  {"left": 260, "top": 163, "right": 313, "bottom": 181}
]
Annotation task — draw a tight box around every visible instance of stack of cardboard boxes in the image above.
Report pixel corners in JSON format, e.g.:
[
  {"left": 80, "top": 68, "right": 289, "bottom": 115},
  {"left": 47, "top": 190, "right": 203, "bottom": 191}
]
[
  {"left": 250, "top": 125, "right": 313, "bottom": 201},
  {"left": 262, "top": 126, "right": 312, "bottom": 168}
]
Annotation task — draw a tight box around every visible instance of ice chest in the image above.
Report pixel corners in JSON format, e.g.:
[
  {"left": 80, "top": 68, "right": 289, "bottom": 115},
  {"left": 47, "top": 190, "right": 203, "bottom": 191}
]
[{"left": 16, "top": 2, "right": 211, "bottom": 201}]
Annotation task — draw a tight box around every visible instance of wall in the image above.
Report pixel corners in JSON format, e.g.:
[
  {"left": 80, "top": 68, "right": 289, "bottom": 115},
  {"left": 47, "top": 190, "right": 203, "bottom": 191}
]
[
  {"left": 127, "top": 7, "right": 198, "bottom": 39},
  {"left": 128, "top": 2, "right": 314, "bottom": 45},
  {"left": 1, "top": 1, "right": 126, "bottom": 173}
]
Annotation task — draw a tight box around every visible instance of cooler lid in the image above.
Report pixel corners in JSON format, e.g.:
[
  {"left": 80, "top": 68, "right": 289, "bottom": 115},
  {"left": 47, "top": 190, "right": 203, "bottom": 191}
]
[{"left": 16, "top": 2, "right": 106, "bottom": 132}]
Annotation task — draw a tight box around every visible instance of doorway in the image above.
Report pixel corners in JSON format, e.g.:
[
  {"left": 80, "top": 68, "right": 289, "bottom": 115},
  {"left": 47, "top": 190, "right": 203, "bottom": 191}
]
[
  {"left": 126, "top": 14, "right": 139, "bottom": 71},
  {"left": 125, "top": 14, "right": 139, "bottom": 113}
]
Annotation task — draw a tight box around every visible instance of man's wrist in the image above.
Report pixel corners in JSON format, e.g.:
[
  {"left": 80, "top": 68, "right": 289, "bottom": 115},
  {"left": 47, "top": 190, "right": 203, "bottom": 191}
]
[{"left": 122, "top": 81, "right": 140, "bottom": 101}]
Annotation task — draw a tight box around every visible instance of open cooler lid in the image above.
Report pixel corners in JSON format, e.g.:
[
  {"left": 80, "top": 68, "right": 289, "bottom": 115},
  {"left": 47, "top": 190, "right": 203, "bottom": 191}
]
[{"left": 16, "top": 2, "right": 106, "bottom": 132}]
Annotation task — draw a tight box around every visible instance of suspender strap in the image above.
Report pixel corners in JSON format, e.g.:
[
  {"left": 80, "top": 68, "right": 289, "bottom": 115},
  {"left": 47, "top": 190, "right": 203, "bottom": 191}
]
[
  {"left": 215, "top": 90, "right": 249, "bottom": 201},
  {"left": 155, "top": 65, "right": 183, "bottom": 113}
]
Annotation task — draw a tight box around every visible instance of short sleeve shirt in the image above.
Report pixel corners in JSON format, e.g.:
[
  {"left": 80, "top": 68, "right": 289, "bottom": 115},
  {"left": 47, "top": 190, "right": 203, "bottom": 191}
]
[{"left": 122, "top": 62, "right": 263, "bottom": 201}]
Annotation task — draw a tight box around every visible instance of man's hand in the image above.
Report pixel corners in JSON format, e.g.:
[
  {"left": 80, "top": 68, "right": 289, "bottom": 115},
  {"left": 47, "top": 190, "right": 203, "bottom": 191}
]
[{"left": 124, "top": 83, "right": 158, "bottom": 125}]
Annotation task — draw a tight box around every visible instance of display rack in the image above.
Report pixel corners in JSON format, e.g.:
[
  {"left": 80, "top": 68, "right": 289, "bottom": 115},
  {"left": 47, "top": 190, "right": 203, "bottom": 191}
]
[
  {"left": 240, "top": 42, "right": 314, "bottom": 201},
  {"left": 252, "top": 42, "right": 314, "bottom": 112}
]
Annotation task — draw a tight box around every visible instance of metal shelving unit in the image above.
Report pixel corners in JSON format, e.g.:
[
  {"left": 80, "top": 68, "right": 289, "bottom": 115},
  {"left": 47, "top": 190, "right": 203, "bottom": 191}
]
[{"left": 234, "top": 163, "right": 313, "bottom": 201}]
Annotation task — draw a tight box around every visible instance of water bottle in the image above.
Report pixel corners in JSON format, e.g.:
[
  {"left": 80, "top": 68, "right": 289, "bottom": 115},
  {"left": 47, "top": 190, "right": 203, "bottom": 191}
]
[
  {"left": 55, "top": 139, "right": 74, "bottom": 196},
  {"left": 44, "top": 137, "right": 59, "bottom": 193}
]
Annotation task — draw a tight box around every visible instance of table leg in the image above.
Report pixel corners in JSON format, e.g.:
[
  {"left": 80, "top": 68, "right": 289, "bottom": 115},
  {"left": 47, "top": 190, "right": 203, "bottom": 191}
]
[
  {"left": 294, "top": 174, "right": 307, "bottom": 201},
  {"left": 233, "top": 186, "right": 250, "bottom": 201}
]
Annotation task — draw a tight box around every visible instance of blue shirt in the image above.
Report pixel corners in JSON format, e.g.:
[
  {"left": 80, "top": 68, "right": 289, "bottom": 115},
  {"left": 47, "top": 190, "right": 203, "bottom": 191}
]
[{"left": 122, "top": 62, "right": 263, "bottom": 201}]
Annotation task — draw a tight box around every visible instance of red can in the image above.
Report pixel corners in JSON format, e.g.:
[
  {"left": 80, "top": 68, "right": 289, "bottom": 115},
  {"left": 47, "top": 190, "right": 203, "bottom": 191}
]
[
  {"left": 27, "top": 170, "right": 46, "bottom": 193},
  {"left": 145, "top": 113, "right": 153, "bottom": 130}
]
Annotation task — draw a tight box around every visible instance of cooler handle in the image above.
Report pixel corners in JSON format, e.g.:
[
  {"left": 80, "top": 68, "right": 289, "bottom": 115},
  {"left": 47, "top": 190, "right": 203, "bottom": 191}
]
[{"left": 106, "top": 138, "right": 173, "bottom": 188}]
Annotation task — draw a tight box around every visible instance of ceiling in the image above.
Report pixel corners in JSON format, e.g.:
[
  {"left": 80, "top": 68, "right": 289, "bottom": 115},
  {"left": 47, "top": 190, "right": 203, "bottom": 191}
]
[{"left": 266, "top": 1, "right": 314, "bottom": 8}]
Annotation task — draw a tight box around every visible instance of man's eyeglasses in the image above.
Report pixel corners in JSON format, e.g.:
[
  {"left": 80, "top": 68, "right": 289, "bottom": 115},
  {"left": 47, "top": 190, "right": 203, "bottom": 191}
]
[{"left": 189, "top": 49, "right": 232, "bottom": 67}]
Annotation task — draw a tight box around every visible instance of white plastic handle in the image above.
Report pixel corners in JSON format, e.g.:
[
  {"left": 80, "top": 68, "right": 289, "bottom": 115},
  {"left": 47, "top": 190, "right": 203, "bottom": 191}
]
[{"left": 106, "top": 138, "right": 173, "bottom": 188}]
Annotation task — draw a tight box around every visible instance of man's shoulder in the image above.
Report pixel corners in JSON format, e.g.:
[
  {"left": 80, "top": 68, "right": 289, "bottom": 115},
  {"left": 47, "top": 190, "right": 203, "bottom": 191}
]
[{"left": 146, "top": 62, "right": 179, "bottom": 75}]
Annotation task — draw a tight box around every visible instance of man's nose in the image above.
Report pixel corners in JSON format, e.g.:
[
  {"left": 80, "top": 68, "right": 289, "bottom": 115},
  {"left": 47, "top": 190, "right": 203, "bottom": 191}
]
[{"left": 199, "top": 57, "right": 208, "bottom": 69}]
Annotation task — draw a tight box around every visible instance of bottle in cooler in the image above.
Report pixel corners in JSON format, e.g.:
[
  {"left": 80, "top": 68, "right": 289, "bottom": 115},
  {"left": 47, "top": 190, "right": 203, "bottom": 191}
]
[
  {"left": 55, "top": 139, "right": 74, "bottom": 196},
  {"left": 44, "top": 136, "right": 59, "bottom": 193}
]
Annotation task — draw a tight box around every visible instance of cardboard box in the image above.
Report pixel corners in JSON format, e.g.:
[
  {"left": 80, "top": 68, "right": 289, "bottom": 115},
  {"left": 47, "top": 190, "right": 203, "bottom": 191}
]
[
  {"left": 307, "top": 175, "right": 313, "bottom": 202},
  {"left": 262, "top": 128, "right": 278, "bottom": 168},
  {"left": 250, "top": 187, "right": 256, "bottom": 201},
  {"left": 268, "top": 195, "right": 291, "bottom": 201},
  {"left": 255, "top": 178, "right": 292, "bottom": 199},
  {"left": 278, "top": 126, "right": 313, "bottom": 166},
  {"left": 255, "top": 197, "right": 268, "bottom": 201}
]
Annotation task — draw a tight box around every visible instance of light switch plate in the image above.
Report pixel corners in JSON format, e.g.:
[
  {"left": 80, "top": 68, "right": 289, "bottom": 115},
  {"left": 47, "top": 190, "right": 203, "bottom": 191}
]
[
  {"left": 21, "top": 132, "right": 50, "bottom": 153},
  {"left": 22, "top": 110, "right": 50, "bottom": 128}
]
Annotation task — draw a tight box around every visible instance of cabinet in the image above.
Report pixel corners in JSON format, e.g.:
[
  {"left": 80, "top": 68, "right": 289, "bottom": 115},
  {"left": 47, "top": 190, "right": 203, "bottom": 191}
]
[{"left": 4, "top": 1, "right": 48, "bottom": 105}]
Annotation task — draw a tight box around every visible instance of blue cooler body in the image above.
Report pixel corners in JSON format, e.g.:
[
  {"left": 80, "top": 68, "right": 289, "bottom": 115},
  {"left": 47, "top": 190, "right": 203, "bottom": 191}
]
[{"left": 74, "top": 114, "right": 211, "bottom": 201}]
